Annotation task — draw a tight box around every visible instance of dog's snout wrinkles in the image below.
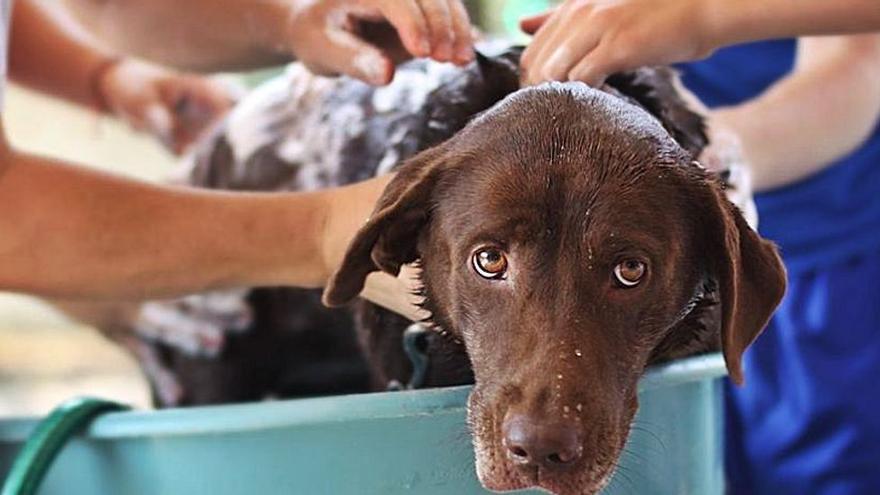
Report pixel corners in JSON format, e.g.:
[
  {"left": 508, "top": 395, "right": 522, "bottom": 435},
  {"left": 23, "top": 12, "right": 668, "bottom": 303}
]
[{"left": 502, "top": 413, "right": 583, "bottom": 470}]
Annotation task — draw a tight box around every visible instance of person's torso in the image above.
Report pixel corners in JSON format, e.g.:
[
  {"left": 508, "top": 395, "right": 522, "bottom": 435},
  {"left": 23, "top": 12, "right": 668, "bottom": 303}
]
[{"left": 678, "top": 40, "right": 880, "bottom": 272}]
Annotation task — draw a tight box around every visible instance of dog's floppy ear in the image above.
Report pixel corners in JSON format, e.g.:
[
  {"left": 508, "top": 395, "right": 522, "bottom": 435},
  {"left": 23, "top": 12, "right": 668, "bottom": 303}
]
[
  {"left": 605, "top": 67, "right": 708, "bottom": 157},
  {"left": 475, "top": 48, "right": 522, "bottom": 91},
  {"left": 322, "top": 144, "right": 451, "bottom": 307},
  {"left": 420, "top": 49, "right": 522, "bottom": 148},
  {"left": 698, "top": 181, "right": 786, "bottom": 385}
]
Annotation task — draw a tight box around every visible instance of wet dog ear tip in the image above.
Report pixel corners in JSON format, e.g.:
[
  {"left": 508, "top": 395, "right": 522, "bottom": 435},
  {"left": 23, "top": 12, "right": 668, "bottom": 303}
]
[
  {"left": 726, "top": 363, "right": 745, "bottom": 386},
  {"left": 320, "top": 289, "right": 339, "bottom": 308},
  {"left": 321, "top": 282, "right": 350, "bottom": 308}
]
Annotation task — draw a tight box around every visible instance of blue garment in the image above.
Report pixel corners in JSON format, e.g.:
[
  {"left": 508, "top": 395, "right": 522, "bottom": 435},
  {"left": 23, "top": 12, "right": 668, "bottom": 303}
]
[
  {"left": 725, "top": 253, "right": 880, "bottom": 494},
  {"left": 680, "top": 40, "right": 880, "bottom": 272},
  {"left": 678, "top": 41, "right": 880, "bottom": 494}
]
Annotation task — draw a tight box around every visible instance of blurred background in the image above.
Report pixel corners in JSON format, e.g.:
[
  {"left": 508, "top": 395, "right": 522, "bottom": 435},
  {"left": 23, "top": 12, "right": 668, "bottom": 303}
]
[{"left": 0, "top": 0, "right": 555, "bottom": 415}]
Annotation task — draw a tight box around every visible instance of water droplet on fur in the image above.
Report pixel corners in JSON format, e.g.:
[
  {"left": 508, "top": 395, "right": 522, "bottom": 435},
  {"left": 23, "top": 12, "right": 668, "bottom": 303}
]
[
  {"left": 576, "top": 403, "right": 583, "bottom": 412},
  {"left": 563, "top": 405, "right": 570, "bottom": 413},
  {"left": 574, "top": 349, "right": 582, "bottom": 357},
  {"left": 557, "top": 374, "right": 563, "bottom": 380}
]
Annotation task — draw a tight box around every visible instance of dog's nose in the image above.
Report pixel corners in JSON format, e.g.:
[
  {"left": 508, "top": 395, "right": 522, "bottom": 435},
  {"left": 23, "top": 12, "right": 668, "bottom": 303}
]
[{"left": 502, "top": 413, "right": 583, "bottom": 469}]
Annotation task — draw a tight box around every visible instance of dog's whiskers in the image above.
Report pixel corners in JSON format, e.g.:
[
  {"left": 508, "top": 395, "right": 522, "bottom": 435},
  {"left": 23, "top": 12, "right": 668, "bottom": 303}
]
[{"left": 630, "top": 420, "right": 668, "bottom": 455}]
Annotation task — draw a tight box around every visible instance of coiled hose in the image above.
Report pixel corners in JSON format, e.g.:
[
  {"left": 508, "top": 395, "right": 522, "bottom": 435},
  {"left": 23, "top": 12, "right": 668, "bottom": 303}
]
[{"left": 1, "top": 397, "right": 128, "bottom": 495}]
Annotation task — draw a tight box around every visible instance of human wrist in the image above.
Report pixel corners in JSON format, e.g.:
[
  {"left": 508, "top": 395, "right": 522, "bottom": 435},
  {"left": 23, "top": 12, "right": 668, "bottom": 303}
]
[
  {"left": 695, "top": 0, "right": 749, "bottom": 53},
  {"left": 704, "top": 0, "right": 801, "bottom": 48},
  {"left": 318, "top": 176, "right": 395, "bottom": 287},
  {"left": 89, "top": 56, "right": 124, "bottom": 114},
  {"left": 315, "top": 190, "right": 342, "bottom": 287},
  {"left": 248, "top": 1, "right": 297, "bottom": 59},
  {"left": 696, "top": 0, "right": 754, "bottom": 49},
  {"left": 251, "top": 192, "right": 331, "bottom": 288}
]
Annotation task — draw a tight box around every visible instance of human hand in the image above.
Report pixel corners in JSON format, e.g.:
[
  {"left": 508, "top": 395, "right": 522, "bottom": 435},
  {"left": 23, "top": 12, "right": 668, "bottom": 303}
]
[
  {"left": 97, "top": 59, "right": 238, "bottom": 154},
  {"left": 287, "top": 0, "right": 474, "bottom": 85},
  {"left": 520, "top": 0, "right": 721, "bottom": 86}
]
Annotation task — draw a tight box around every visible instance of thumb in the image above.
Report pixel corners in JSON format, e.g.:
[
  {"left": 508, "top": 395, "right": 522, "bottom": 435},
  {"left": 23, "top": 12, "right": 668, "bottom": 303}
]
[
  {"left": 520, "top": 10, "right": 554, "bottom": 35},
  {"left": 324, "top": 28, "right": 395, "bottom": 85}
]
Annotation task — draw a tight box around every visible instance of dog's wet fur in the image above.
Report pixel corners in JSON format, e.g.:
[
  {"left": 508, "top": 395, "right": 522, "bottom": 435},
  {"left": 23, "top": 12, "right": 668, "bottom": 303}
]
[{"left": 112, "top": 49, "right": 786, "bottom": 494}]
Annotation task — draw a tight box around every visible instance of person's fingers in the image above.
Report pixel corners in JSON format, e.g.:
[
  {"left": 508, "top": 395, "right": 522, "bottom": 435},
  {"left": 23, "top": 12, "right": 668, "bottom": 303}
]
[
  {"left": 566, "top": 43, "right": 619, "bottom": 86},
  {"left": 416, "top": 0, "right": 454, "bottom": 62},
  {"left": 188, "top": 81, "right": 236, "bottom": 118},
  {"left": 155, "top": 79, "right": 228, "bottom": 153},
  {"left": 447, "top": 0, "right": 474, "bottom": 65},
  {"left": 376, "top": 0, "right": 431, "bottom": 58},
  {"left": 520, "top": 8, "right": 565, "bottom": 79},
  {"left": 519, "top": 10, "right": 554, "bottom": 35},
  {"left": 523, "top": 15, "right": 589, "bottom": 85},
  {"left": 323, "top": 27, "right": 395, "bottom": 84},
  {"left": 142, "top": 103, "right": 175, "bottom": 149},
  {"left": 533, "top": 28, "right": 602, "bottom": 85}
]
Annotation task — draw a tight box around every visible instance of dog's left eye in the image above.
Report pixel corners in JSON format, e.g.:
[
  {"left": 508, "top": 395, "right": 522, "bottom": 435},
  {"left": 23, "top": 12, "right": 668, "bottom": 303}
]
[
  {"left": 473, "top": 248, "right": 508, "bottom": 279},
  {"left": 614, "top": 259, "right": 646, "bottom": 287}
]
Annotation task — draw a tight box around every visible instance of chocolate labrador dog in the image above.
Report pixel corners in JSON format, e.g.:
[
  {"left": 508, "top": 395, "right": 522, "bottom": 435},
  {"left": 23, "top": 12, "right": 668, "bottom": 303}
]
[{"left": 70, "top": 47, "right": 785, "bottom": 495}]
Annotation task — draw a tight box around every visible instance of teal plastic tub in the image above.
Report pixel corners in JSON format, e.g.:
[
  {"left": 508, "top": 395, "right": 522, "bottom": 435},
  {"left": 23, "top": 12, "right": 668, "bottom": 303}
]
[{"left": 0, "top": 354, "right": 725, "bottom": 494}]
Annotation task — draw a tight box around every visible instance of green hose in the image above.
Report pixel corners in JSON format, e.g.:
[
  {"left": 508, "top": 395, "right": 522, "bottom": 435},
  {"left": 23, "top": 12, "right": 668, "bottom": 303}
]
[{"left": 1, "top": 397, "right": 129, "bottom": 495}]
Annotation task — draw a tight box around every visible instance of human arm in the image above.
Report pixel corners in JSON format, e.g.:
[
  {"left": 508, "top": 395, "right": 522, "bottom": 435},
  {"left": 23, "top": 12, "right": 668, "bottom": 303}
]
[
  {"left": 10, "top": 0, "right": 236, "bottom": 153},
  {"left": 0, "top": 126, "right": 379, "bottom": 296},
  {"left": 520, "top": 0, "right": 880, "bottom": 85},
  {"left": 59, "top": 0, "right": 474, "bottom": 84},
  {"left": 705, "top": 35, "right": 880, "bottom": 191},
  {"left": 0, "top": 137, "right": 425, "bottom": 316}
]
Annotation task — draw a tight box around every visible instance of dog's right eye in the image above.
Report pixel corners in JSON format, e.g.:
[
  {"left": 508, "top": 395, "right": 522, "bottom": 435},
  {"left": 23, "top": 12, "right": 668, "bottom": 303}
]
[
  {"left": 472, "top": 248, "right": 508, "bottom": 280},
  {"left": 613, "top": 259, "right": 646, "bottom": 287}
]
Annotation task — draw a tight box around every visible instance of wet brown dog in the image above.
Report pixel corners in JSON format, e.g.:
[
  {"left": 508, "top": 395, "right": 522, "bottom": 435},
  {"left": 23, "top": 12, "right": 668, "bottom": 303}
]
[
  {"left": 63, "top": 49, "right": 785, "bottom": 495},
  {"left": 323, "top": 82, "right": 786, "bottom": 493}
]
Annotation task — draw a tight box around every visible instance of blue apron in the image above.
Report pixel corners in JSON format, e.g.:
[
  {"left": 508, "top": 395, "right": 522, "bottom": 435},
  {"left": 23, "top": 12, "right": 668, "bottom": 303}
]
[{"left": 679, "top": 41, "right": 880, "bottom": 494}]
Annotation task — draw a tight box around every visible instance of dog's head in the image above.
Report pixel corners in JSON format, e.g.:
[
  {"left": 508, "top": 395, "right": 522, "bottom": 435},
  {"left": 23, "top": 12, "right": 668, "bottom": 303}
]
[{"left": 324, "top": 81, "right": 785, "bottom": 494}]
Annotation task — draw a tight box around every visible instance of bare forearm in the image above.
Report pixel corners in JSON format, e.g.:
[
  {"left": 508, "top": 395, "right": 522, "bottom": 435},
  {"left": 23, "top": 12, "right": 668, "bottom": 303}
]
[
  {"left": 9, "top": 0, "right": 116, "bottom": 110},
  {"left": 521, "top": 0, "right": 880, "bottom": 87},
  {"left": 711, "top": 0, "right": 880, "bottom": 48},
  {"left": 59, "top": 0, "right": 291, "bottom": 72},
  {"left": 0, "top": 149, "right": 330, "bottom": 299},
  {"left": 709, "top": 35, "right": 880, "bottom": 191}
]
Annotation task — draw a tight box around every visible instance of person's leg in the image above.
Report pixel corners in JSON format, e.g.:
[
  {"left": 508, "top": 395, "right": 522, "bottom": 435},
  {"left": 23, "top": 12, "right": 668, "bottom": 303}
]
[{"left": 726, "top": 252, "right": 880, "bottom": 494}]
